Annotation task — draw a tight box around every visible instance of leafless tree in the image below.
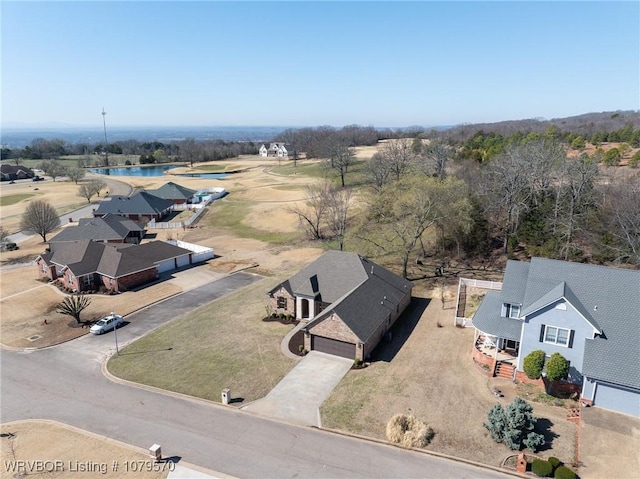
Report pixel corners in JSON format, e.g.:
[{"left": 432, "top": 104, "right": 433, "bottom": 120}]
[
  {"left": 331, "top": 145, "right": 355, "bottom": 187},
  {"left": 20, "top": 199, "right": 59, "bottom": 242},
  {"left": 326, "top": 187, "right": 353, "bottom": 251},
  {"left": 379, "top": 139, "right": 416, "bottom": 181},
  {"left": 366, "top": 152, "right": 394, "bottom": 188},
  {"left": 78, "top": 180, "right": 105, "bottom": 203},
  {"left": 180, "top": 138, "right": 198, "bottom": 167},
  {"left": 600, "top": 175, "right": 640, "bottom": 263},
  {"left": 38, "top": 160, "right": 66, "bottom": 182},
  {"left": 56, "top": 294, "right": 91, "bottom": 324},
  {"left": 66, "top": 167, "right": 86, "bottom": 184},
  {"left": 417, "top": 139, "right": 451, "bottom": 179},
  {"left": 289, "top": 183, "right": 331, "bottom": 240}
]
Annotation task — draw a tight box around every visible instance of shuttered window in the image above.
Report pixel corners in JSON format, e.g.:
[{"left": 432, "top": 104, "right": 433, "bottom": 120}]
[{"left": 542, "top": 325, "right": 571, "bottom": 347}]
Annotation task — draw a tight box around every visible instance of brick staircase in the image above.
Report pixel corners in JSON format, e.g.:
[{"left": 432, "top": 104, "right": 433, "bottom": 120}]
[
  {"left": 494, "top": 361, "right": 515, "bottom": 379},
  {"left": 567, "top": 406, "right": 581, "bottom": 422}
]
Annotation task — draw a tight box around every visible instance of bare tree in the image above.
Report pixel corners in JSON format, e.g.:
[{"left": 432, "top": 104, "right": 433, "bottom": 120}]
[
  {"left": 379, "top": 139, "right": 416, "bottom": 181},
  {"left": 600, "top": 175, "right": 640, "bottom": 263},
  {"left": 418, "top": 139, "right": 451, "bottom": 179},
  {"left": 326, "top": 187, "right": 353, "bottom": 251},
  {"left": 21, "top": 199, "right": 59, "bottom": 242},
  {"left": 66, "top": 167, "right": 86, "bottom": 184},
  {"left": 180, "top": 138, "right": 198, "bottom": 167},
  {"left": 77, "top": 180, "right": 105, "bottom": 203},
  {"left": 56, "top": 294, "right": 91, "bottom": 324},
  {"left": 289, "top": 183, "right": 331, "bottom": 240},
  {"left": 38, "top": 160, "right": 66, "bottom": 182},
  {"left": 331, "top": 145, "right": 355, "bottom": 187},
  {"left": 366, "top": 152, "right": 394, "bottom": 188}
]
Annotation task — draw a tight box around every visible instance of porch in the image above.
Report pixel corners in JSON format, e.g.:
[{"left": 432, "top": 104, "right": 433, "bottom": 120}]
[{"left": 474, "top": 332, "right": 519, "bottom": 365}]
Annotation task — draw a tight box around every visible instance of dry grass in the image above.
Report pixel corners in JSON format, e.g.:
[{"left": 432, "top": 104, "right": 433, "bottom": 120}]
[
  {"left": 386, "top": 414, "right": 434, "bottom": 449},
  {"left": 320, "top": 287, "right": 577, "bottom": 467},
  {"left": 1, "top": 421, "right": 169, "bottom": 479}
]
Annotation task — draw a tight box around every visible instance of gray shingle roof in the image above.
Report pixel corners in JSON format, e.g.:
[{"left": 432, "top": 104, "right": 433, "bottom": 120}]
[
  {"left": 472, "top": 291, "right": 523, "bottom": 341},
  {"left": 49, "top": 214, "right": 144, "bottom": 243},
  {"left": 282, "top": 251, "right": 413, "bottom": 342},
  {"left": 475, "top": 257, "right": 640, "bottom": 390},
  {"left": 93, "top": 191, "right": 173, "bottom": 217},
  {"left": 146, "top": 182, "right": 197, "bottom": 201}
]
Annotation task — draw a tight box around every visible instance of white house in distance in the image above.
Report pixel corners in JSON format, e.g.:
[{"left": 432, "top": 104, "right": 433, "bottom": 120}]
[{"left": 259, "top": 142, "right": 289, "bottom": 158}]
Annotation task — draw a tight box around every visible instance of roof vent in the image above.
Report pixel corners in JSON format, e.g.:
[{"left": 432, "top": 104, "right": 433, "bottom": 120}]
[
  {"left": 371, "top": 266, "right": 374, "bottom": 274},
  {"left": 593, "top": 305, "right": 598, "bottom": 312}
]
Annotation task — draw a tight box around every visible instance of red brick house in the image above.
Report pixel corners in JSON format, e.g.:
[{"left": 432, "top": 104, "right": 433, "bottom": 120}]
[
  {"left": 268, "top": 251, "right": 413, "bottom": 361},
  {"left": 35, "top": 239, "right": 193, "bottom": 293},
  {"left": 92, "top": 191, "right": 173, "bottom": 225}
]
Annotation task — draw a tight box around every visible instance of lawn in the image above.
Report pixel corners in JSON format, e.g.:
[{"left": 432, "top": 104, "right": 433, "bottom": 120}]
[
  {"left": 205, "top": 200, "right": 301, "bottom": 244},
  {"left": 0, "top": 193, "right": 35, "bottom": 207},
  {"left": 107, "top": 278, "right": 298, "bottom": 403},
  {"left": 320, "top": 288, "right": 577, "bottom": 468}
]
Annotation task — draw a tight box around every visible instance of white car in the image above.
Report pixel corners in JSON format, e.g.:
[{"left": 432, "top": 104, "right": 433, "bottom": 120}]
[{"left": 90, "top": 314, "right": 124, "bottom": 335}]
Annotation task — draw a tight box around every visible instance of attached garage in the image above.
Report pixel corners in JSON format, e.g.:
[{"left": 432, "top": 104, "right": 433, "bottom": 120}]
[
  {"left": 176, "top": 254, "right": 191, "bottom": 268},
  {"left": 311, "top": 336, "right": 356, "bottom": 360},
  {"left": 156, "top": 258, "right": 176, "bottom": 274},
  {"left": 593, "top": 382, "right": 640, "bottom": 417}
]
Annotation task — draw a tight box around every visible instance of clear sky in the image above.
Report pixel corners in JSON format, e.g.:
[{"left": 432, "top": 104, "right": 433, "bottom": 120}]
[{"left": 1, "top": 1, "right": 639, "bottom": 128}]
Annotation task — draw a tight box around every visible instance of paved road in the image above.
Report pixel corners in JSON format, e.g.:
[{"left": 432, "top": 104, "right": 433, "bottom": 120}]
[
  {"left": 1, "top": 274, "right": 512, "bottom": 479},
  {"left": 5, "top": 176, "right": 132, "bottom": 244}
]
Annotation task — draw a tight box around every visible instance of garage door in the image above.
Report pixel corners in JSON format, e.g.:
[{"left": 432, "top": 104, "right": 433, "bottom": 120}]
[
  {"left": 176, "top": 254, "right": 191, "bottom": 268},
  {"left": 594, "top": 382, "right": 640, "bottom": 417},
  {"left": 156, "top": 259, "right": 175, "bottom": 274},
  {"left": 311, "top": 336, "right": 355, "bottom": 359}
]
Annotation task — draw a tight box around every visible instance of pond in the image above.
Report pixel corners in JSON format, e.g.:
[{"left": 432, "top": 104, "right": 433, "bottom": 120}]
[{"left": 88, "top": 164, "right": 230, "bottom": 179}]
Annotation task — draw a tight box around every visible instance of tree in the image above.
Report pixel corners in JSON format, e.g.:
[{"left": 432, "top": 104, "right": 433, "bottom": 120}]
[
  {"left": 366, "top": 152, "right": 394, "bottom": 188},
  {"left": 0, "top": 226, "right": 7, "bottom": 243},
  {"left": 630, "top": 150, "right": 640, "bottom": 168},
  {"left": 602, "top": 148, "right": 621, "bottom": 166},
  {"left": 545, "top": 352, "right": 570, "bottom": 382},
  {"left": 418, "top": 139, "right": 451, "bottom": 179},
  {"left": 570, "top": 136, "right": 586, "bottom": 150},
  {"left": 599, "top": 175, "right": 640, "bottom": 263},
  {"left": 56, "top": 294, "right": 91, "bottom": 324},
  {"left": 180, "top": 138, "right": 198, "bottom": 167},
  {"left": 289, "top": 183, "right": 331, "bottom": 240},
  {"left": 38, "top": 160, "right": 66, "bottom": 181},
  {"left": 523, "top": 350, "right": 546, "bottom": 380},
  {"left": 326, "top": 186, "right": 353, "bottom": 251},
  {"left": 483, "top": 397, "right": 545, "bottom": 452},
  {"left": 20, "top": 200, "right": 59, "bottom": 242},
  {"left": 329, "top": 145, "right": 355, "bottom": 187},
  {"left": 66, "top": 167, "right": 86, "bottom": 184},
  {"left": 78, "top": 180, "right": 106, "bottom": 203},
  {"left": 379, "top": 138, "right": 416, "bottom": 181}
]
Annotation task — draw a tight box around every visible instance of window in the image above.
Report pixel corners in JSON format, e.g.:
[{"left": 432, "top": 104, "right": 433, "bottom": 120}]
[
  {"left": 503, "top": 303, "right": 521, "bottom": 319},
  {"left": 543, "top": 325, "right": 570, "bottom": 346},
  {"left": 277, "top": 296, "right": 287, "bottom": 309}
]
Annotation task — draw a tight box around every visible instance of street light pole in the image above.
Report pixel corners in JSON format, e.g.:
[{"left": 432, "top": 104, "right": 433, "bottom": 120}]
[
  {"left": 101, "top": 108, "right": 109, "bottom": 167},
  {"left": 112, "top": 311, "right": 119, "bottom": 356}
]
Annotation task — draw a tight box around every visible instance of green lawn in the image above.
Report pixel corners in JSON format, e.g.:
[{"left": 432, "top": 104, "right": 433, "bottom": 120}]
[
  {"left": 193, "top": 163, "right": 244, "bottom": 172},
  {"left": 0, "top": 193, "right": 35, "bottom": 207},
  {"left": 206, "top": 200, "right": 301, "bottom": 244},
  {"left": 107, "top": 278, "right": 298, "bottom": 403}
]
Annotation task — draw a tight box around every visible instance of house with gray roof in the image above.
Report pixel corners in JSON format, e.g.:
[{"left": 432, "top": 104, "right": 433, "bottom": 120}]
[
  {"left": 259, "top": 143, "right": 292, "bottom": 158},
  {"left": 93, "top": 191, "right": 173, "bottom": 225},
  {"left": 35, "top": 239, "right": 193, "bottom": 293},
  {"left": 472, "top": 257, "right": 640, "bottom": 417},
  {"left": 145, "top": 182, "right": 197, "bottom": 204},
  {"left": 49, "top": 214, "right": 145, "bottom": 245},
  {"left": 268, "top": 251, "right": 413, "bottom": 361},
  {"left": 1, "top": 164, "right": 35, "bottom": 181}
]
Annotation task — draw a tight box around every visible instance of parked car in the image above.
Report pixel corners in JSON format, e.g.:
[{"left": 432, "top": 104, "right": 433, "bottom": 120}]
[
  {"left": 32, "top": 176, "right": 44, "bottom": 181},
  {"left": 90, "top": 313, "right": 124, "bottom": 335},
  {"left": 0, "top": 242, "right": 18, "bottom": 252}
]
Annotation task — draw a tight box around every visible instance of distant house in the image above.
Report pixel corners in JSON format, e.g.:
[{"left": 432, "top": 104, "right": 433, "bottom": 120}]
[
  {"left": 49, "top": 214, "right": 146, "bottom": 245},
  {"left": 472, "top": 257, "right": 640, "bottom": 417},
  {"left": 259, "top": 143, "right": 292, "bottom": 158},
  {"left": 92, "top": 191, "right": 173, "bottom": 225},
  {"left": 1, "top": 164, "right": 35, "bottom": 181},
  {"left": 145, "top": 182, "right": 197, "bottom": 205},
  {"left": 267, "top": 251, "right": 413, "bottom": 361},
  {"left": 35, "top": 239, "right": 194, "bottom": 293}
]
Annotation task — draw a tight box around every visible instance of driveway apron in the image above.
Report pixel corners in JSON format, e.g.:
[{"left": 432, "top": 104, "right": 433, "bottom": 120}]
[{"left": 243, "top": 351, "right": 352, "bottom": 427}]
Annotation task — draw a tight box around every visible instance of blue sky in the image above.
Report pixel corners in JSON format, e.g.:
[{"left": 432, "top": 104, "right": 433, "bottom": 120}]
[{"left": 2, "top": 1, "right": 639, "bottom": 128}]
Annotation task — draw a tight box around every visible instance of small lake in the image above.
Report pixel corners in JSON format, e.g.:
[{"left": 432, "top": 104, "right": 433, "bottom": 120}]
[{"left": 88, "top": 164, "right": 228, "bottom": 179}]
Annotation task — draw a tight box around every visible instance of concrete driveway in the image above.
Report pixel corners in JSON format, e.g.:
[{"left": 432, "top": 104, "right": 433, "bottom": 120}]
[{"left": 243, "top": 351, "right": 352, "bottom": 427}]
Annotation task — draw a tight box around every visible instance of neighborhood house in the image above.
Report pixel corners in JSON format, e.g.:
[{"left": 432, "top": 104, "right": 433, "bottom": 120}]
[
  {"left": 1, "top": 164, "right": 35, "bottom": 181},
  {"left": 259, "top": 142, "right": 290, "bottom": 158},
  {"left": 145, "top": 182, "right": 198, "bottom": 205},
  {"left": 35, "top": 239, "right": 194, "bottom": 293},
  {"left": 268, "top": 251, "right": 413, "bottom": 361},
  {"left": 472, "top": 257, "right": 640, "bottom": 417},
  {"left": 92, "top": 191, "right": 173, "bottom": 225},
  {"left": 48, "top": 214, "right": 146, "bottom": 245}
]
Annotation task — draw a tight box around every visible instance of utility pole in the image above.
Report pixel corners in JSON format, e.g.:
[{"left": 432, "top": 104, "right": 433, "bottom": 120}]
[{"left": 101, "top": 107, "right": 109, "bottom": 167}]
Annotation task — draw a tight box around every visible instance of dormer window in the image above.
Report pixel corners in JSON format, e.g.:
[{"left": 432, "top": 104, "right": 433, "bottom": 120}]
[{"left": 503, "top": 303, "right": 521, "bottom": 319}]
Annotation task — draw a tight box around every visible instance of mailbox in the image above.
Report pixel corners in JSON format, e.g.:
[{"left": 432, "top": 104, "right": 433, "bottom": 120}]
[{"left": 149, "top": 444, "right": 162, "bottom": 462}]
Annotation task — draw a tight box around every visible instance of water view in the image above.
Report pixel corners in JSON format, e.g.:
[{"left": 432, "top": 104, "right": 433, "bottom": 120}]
[{"left": 88, "top": 165, "right": 178, "bottom": 176}]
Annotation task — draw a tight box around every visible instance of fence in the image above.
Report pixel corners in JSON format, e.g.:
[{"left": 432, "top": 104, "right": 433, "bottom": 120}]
[
  {"left": 147, "top": 188, "right": 227, "bottom": 229},
  {"left": 454, "top": 277, "right": 503, "bottom": 327},
  {"left": 166, "top": 239, "right": 214, "bottom": 262}
]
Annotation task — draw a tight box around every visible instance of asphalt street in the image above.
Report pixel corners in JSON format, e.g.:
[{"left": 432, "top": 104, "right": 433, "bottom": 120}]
[{"left": 1, "top": 273, "right": 512, "bottom": 478}]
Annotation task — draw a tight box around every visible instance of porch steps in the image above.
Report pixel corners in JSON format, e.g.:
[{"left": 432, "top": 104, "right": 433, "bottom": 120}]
[{"left": 494, "top": 361, "right": 515, "bottom": 379}]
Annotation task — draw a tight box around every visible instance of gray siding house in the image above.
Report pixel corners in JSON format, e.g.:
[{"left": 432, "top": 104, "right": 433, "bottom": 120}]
[{"left": 473, "top": 257, "right": 640, "bottom": 417}]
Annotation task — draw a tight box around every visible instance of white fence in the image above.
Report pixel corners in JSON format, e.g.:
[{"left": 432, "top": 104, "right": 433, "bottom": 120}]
[
  {"left": 148, "top": 188, "right": 226, "bottom": 229},
  {"left": 454, "top": 277, "right": 503, "bottom": 327},
  {"left": 166, "top": 240, "right": 214, "bottom": 263}
]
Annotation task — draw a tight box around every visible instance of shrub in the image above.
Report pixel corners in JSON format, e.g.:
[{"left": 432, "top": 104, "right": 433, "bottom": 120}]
[
  {"left": 548, "top": 456, "right": 561, "bottom": 469},
  {"left": 483, "top": 397, "right": 545, "bottom": 451},
  {"left": 546, "top": 353, "right": 570, "bottom": 382},
  {"left": 354, "top": 358, "right": 362, "bottom": 367},
  {"left": 298, "top": 345, "right": 305, "bottom": 353},
  {"left": 532, "top": 459, "right": 553, "bottom": 477},
  {"left": 523, "top": 350, "right": 546, "bottom": 380},
  {"left": 385, "top": 414, "right": 434, "bottom": 449},
  {"left": 554, "top": 466, "right": 576, "bottom": 479}
]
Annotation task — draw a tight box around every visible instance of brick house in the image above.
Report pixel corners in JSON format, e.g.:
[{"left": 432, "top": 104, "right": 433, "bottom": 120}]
[
  {"left": 35, "top": 239, "right": 193, "bottom": 293},
  {"left": 1, "top": 164, "right": 35, "bottom": 181},
  {"left": 145, "top": 182, "right": 197, "bottom": 205},
  {"left": 267, "top": 251, "right": 413, "bottom": 361}
]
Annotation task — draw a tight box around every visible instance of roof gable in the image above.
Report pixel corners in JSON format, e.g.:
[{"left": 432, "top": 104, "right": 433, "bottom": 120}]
[
  {"left": 146, "top": 182, "right": 197, "bottom": 201},
  {"left": 93, "top": 191, "right": 173, "bottom": 216}
]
